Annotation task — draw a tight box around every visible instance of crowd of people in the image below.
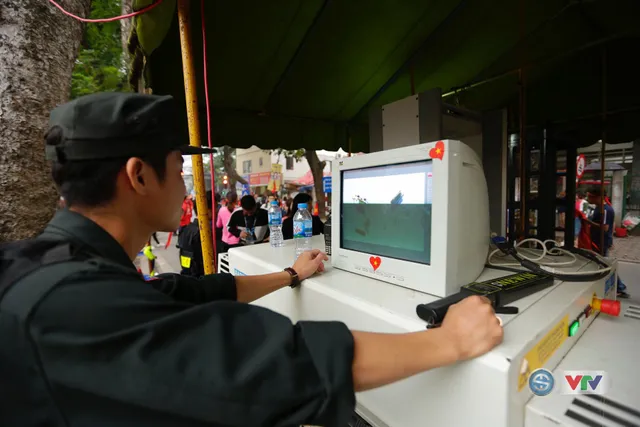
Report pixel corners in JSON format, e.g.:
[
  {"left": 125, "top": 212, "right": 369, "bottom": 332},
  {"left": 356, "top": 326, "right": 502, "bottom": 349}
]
[
  {"left": 176, "top": 190, "right": 326, "bottom": 277},
  {"left": 143, "top": 185, "right": 634, "bottom": 299}
]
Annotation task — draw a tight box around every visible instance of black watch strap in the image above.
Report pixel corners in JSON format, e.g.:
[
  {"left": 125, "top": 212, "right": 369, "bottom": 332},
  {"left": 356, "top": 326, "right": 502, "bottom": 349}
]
[{"left": 284, "top": 267, "right": 301, "bottom": 288}]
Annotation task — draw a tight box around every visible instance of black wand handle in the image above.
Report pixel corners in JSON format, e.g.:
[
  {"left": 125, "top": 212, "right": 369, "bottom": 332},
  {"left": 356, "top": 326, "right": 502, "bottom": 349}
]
[{"left": 416, "top": 292, "right": 467, "bottom": 327}]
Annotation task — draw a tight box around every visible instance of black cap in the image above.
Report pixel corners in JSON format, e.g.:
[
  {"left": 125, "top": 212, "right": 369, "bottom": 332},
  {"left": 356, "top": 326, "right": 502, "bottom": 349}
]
[{"left": 45, "top": 92, "right": 215, "bottom": 162}]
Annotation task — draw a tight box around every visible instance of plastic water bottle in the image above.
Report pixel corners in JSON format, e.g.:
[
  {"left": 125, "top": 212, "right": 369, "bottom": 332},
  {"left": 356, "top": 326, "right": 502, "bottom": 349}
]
[
  {"left": 294, "top": 203, "right": 313, "bottom": 259},
  {"left": 268, "top": 200, "right": 284, "bottom": 248}
]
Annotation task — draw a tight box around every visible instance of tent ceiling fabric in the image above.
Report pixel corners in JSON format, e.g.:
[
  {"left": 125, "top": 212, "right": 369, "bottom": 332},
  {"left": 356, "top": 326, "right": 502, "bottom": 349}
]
[{"left": 133, "top": 0, "right": 640, "bottom": 152}]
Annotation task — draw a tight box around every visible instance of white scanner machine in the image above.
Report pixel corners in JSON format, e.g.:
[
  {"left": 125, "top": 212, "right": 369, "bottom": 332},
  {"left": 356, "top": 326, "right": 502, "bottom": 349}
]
[{"left": 228, "top": 140, "right": 638, "bottom": 427}]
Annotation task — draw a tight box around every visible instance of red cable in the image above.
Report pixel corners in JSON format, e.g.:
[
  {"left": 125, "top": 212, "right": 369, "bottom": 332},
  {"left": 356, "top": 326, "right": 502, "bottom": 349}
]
[
  {"left": 52, "top": 0, "right": 216, "bottom": 270},
  {"left": 47, "top": 0, "right": 163, "bottom": 23},
  {"left": 201, "top": 0, "right": 218, "bottom": 271}
]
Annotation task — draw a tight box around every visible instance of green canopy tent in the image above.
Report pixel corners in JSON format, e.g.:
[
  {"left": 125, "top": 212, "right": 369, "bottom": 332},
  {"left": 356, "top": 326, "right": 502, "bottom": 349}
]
[
  {"left": 130, "top": 0, "right": 640, "bottom": 274},
  {"left": 131, "top": 0, "right": 640, "bottom": 152}
]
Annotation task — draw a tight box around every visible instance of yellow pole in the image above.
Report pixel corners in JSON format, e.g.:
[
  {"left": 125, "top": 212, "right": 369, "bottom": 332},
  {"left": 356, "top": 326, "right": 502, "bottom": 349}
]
[{"left": 177, "top": 0, "right": 214, "bottom": 275}]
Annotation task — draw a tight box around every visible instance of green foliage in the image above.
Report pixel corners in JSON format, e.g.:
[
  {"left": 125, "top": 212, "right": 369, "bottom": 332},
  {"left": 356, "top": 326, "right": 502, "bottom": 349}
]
[
  {"left": 267, "top": 148, "right": 306, "bottom": 162},
  {"left": 71, "top": 0, "right": 128, "bottom": 99},
  {"left": 202, "top": 152, "right": 225, "bottom": 176},
  {"left": 213, "top": 151, "right": 226, "bottom": 175}
]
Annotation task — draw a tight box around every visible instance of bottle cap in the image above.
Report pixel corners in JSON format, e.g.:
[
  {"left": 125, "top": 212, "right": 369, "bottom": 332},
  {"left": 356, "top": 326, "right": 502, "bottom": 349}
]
[
  {"left": 298, "top": 203, "right": 308, "bottom": 209},
  {"left": 270, "top": 200, "right": 278, "bottom": 205},
  {"left": 599, "top": 299, "right": 621, "bottom": 317}
]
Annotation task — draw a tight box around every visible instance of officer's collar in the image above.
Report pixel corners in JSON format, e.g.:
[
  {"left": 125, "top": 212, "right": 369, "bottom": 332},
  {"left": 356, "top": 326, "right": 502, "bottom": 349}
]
[{"left": 43, "top": 209, "right": 136, "bottom": 269}]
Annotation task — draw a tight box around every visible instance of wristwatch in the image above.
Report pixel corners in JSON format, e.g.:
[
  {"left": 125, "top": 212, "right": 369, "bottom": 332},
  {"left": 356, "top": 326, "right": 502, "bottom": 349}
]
[{"left": 284, "top": 267, "right": 301, "bottom": 288}]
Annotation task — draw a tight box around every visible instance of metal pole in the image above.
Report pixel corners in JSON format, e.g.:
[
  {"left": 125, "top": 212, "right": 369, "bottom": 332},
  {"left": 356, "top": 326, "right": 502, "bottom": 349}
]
[
  {"left": 518, "top": 0, "right": 526, "bottom": 240},
  {"left": 177, "top": 0, "right": 214, "bottom": 274},
  {"left": 565, "top": 147, "right": 577, "bottom": 248},
  {"left": 440, "top": 34, "right": 622, "bottom": 99},
  {"left": 599, "top": 46, "right": 607, "bottom": 255},
  {"left": 519, "top": 68, "right": 526, "bottom": 239}
]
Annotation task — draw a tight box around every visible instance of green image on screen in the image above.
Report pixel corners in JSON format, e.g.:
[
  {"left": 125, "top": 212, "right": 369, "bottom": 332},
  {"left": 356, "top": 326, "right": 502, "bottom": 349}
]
[{"left": 340, "top": 161, "right": 433, "bottom": 265}]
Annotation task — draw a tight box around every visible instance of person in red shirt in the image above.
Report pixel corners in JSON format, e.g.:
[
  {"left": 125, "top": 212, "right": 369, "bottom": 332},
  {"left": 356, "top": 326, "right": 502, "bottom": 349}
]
[
  {"left": 179, "top": 195, "right": 193, "bottom": 234},
  {"left": 576, "top": 210, "right": 592, "bottom": 250},
  {"left": 574, "top": 191, "right": 588, "bottom": 247}
]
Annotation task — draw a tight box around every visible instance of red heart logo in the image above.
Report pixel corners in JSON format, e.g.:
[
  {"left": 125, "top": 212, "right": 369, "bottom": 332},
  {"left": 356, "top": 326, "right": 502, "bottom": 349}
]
[
  {"left": 369, "top": 256, "right": 382, "bottom": 271},
  {"left": 429, "top": 140, "right": 445, "bottom": 160}
]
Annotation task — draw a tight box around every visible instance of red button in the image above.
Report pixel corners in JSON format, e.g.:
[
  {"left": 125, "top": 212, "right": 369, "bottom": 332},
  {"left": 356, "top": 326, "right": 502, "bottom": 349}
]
[{"left": 600, "top": 299, "right": 621, "bottom": 317}]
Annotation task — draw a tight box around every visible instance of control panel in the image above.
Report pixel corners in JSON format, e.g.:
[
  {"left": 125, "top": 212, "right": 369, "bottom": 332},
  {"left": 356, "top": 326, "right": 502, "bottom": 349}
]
[{"left": 569, "top": 295, "right": 621, "bottom": 337}]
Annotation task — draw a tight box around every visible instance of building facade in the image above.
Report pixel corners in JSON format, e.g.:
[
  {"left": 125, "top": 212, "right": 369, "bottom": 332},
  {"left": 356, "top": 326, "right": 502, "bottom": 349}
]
[{"left": 235, "top": 147, "right": 348, "bottom": 196}]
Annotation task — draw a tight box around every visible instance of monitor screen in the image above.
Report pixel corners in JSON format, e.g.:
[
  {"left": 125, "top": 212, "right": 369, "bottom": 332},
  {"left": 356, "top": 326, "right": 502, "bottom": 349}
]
[{"left": 340, "top": 160, "right": 433, "bottom": 265}]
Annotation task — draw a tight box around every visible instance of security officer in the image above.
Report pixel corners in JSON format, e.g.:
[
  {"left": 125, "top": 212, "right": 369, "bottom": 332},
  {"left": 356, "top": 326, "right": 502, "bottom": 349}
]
[
  {"left": 177, "top": 191, "right": 213, "bottom": 277},
  {"left": 0, "top": 92, "right": 503, "bottom": 427}
]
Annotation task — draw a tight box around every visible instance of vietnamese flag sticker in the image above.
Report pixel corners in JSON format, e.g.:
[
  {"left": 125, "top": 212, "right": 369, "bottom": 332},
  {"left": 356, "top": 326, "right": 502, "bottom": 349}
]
[
  {"left": 429, "top": 141, "right": 445, "bottom": 160},
  {"left": 370, "top": 256, "right": 381, "bottom": 271}
]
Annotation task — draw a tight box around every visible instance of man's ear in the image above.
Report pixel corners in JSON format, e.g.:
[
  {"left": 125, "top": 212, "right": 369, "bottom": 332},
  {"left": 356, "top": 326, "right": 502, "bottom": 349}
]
[{"left": 125, "top": 157, "right": 150, "bottom": 195}]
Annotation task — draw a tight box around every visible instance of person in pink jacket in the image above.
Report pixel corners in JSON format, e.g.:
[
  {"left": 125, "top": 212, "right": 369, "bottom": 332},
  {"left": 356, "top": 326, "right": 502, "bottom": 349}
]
[{"left": 216, "top": 191, "right": 241, "bottom": 252}]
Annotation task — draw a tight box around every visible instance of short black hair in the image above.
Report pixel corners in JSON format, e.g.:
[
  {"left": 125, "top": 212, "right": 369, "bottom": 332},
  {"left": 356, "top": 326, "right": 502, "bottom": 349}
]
[
  {"left": 576, "top": 191, "right": 585, "bottom": 198},
  {"left": 226, "top": 191, "right": 238, "bottom": 204},
  {"left": 46, "top": 126, "right": 168, "bottom": 207},
  {"left": 290, "top": 193, "right": 312, "bottom": 218},
  {"left": 240, "top": 195, "right": 256, "bottom": 211},
  {"left": 214, "top": 193, "right": 221, "bottom": 204},
  {"left": 588, "top": 187, "right": 604, "bottom": 197}
]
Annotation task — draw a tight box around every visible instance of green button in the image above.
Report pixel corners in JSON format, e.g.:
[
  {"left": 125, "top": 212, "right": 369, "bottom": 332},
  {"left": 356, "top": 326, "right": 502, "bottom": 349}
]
[{"left": 569, "top": 321, "right": 580, "bottom": 337}]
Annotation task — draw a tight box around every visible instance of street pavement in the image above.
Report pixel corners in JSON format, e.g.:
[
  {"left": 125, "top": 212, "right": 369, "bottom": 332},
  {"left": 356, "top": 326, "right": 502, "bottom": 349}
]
[
  {"left": 611, "top": 235, "right": 640, "bottom": 263},
  {"left": 146, "top": 232, "right": 181, "bottom": 274}
]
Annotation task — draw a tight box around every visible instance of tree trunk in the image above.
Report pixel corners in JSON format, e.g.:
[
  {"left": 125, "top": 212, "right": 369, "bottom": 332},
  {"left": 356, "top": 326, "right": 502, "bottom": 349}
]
[
  {"left": 305, "top": 150, "right": 326, "bottom": 218},
  {"left": 222, "top": 145, "right": 247, "bottom": 189},
  {"left": 120, "top": 0, "right": 133, "bottom": 55},
  {"left": 0, "top": 0, "right": 90, "bottom": 242},
  {"left": 120, "top": 0, "right": 133, "bottom": 78}
]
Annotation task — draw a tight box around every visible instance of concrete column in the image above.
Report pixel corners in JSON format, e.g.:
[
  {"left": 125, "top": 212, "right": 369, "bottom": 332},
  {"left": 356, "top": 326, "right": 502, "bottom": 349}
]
[
  {"left": 368, "top": 88, "right": 443, "bottom": 152},
  {"left": 631, "top": 139, "right": 640, "bottom": 210},
  {"left": 611, "top": 170, "right": 624, "bottom": 227},
  {"left": 482, "top": 109, "right": 508, "bottom": 236}
]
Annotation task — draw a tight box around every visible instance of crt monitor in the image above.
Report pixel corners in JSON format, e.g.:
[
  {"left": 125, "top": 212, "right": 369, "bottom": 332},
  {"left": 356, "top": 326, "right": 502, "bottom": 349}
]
[{"left": 331, "top": 140, "right": 489, "bottom": 297}]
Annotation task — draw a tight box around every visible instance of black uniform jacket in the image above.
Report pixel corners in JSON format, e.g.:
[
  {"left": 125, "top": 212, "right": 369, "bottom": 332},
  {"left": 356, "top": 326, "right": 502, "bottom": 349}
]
[{"left": 0, "top": 210, "right": 355, "bottom": 427}]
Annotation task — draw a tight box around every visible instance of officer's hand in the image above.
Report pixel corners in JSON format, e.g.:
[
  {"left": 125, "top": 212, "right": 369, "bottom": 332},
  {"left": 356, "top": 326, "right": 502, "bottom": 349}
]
[
  {"left": 240, "top": 231, "right": 249, "bottom": 239},
  {"left": 440, "top": 296, "right": 503, "bottom": 361},
  {"left": 292, "top": 249, "right": 328, "bottom": 281}
]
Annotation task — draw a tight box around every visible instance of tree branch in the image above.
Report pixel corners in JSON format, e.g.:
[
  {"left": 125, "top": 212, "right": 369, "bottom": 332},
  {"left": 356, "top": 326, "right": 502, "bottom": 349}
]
[{"left": 223, "top": 146, "right": 248, "bottom": 187}]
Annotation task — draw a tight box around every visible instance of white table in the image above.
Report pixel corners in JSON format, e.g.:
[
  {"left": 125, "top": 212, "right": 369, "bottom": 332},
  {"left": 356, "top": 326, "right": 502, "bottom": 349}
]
[{"left": 228, "top": 237, "right": 638, "bottom": 427}]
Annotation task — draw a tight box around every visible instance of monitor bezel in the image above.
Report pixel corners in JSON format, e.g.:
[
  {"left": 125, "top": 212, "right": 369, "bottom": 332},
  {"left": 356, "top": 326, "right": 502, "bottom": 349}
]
[
  {"left": 331, "top": 141, "right": 457, "bottom": 297},
  {"left": 339, "top": 159, "right": 434, "bottom": 266}
]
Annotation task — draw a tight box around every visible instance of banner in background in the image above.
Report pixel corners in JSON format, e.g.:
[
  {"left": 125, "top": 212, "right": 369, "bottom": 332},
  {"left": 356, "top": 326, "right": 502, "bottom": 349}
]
[
  {"left": 268, "top": 164, "right": 283, "bottom": 193},
  {"left": 249, "top": 172, "right": 271, "bottom": 186}
]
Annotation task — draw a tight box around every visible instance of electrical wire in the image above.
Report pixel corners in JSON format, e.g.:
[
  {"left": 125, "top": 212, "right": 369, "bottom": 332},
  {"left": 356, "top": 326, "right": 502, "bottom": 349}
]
[
  {"left": 488, "top": 238, "right": 577, "bottom": 267},
  {"left": 47, "top": 0, "right": 163, "bottom": 23},
  {"left": 50, "top": 0, "right": 216, "bottom": 270},
  {"left": 201, "top": 0, "right": 218, "bottom": 271},
  {"left": 488, "top": 238, "right": 612, "bottom": 280}
]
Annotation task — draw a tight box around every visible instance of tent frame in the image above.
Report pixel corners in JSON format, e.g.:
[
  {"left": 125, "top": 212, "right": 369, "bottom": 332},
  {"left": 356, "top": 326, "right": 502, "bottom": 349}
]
[{"left": 177, "top": 0, "right": 215, "bottom": 274}]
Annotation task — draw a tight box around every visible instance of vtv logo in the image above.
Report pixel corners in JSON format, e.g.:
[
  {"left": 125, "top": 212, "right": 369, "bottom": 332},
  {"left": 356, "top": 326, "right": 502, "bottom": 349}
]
[
  {"left": 566, "top": 375, "right": 601, "bottom": 391},
  {"left": 562, "top": 371, "right": 609, "bottom": 395}
]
